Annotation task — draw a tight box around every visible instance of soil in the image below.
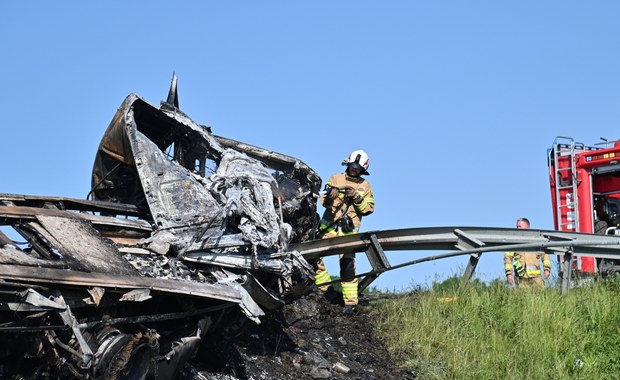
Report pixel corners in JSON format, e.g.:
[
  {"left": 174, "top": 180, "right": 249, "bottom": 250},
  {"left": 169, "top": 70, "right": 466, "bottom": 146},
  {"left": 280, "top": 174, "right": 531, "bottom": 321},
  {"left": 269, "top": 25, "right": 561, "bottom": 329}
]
[{"left": 183, "top": 290, "right": 416, "bottom": 380}]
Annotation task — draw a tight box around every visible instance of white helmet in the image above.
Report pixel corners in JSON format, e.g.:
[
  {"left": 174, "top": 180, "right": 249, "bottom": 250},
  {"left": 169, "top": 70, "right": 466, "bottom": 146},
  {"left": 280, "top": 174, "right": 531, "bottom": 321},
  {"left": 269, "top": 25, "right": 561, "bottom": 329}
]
[{"left": 345, "top": 149, "right": 370, "bottom": 175}]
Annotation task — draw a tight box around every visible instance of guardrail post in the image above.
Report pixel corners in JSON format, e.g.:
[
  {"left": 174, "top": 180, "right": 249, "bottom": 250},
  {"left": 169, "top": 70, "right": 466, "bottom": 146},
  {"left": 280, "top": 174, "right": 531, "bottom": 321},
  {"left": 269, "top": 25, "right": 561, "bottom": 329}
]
[
  {"left": 454, "top": 229, "right": 485, "bottom": 281},
  {"left": 359, "top": 234, "right": 391, "bottom": 292},
  {"left": 561, "top": 249, "right": 573, "bottom": 296}
]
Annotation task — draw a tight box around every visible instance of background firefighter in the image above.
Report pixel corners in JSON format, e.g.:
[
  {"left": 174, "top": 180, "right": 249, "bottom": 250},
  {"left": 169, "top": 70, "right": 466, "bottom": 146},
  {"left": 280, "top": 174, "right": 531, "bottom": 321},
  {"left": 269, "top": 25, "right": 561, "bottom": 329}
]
[
  {"left": 314, "top": 150, "right": 375, "bottom": 314},
  {"left": 504, "top": 217, "right": 552, "bottom": 288}
]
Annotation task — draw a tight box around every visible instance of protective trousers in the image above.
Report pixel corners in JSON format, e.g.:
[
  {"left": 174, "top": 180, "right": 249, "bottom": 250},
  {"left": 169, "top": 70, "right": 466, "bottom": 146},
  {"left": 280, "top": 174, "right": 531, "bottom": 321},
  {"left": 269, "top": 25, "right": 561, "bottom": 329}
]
[
  {"left": 314, "top": 230, "right": 358, "bottom": 306},
  {"left": 516, "top": 276, "right": 545, "bottom": 289}
]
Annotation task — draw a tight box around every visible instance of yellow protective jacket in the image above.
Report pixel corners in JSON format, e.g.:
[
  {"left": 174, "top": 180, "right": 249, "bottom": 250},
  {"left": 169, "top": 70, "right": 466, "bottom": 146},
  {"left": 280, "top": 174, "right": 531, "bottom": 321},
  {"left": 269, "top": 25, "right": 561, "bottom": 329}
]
[
  {"left": 320, "top": 173, "right": 374, "bottom": 231},
  {"left": 504, "top": 251, "right": 552, "bottom": 279}
]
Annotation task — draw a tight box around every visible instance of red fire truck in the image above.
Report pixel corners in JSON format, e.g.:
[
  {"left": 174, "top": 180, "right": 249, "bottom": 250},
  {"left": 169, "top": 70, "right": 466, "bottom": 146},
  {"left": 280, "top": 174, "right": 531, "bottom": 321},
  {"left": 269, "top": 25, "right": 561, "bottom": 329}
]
[{"left": 548, "top": 136, "right": 620, "bottom": 276}]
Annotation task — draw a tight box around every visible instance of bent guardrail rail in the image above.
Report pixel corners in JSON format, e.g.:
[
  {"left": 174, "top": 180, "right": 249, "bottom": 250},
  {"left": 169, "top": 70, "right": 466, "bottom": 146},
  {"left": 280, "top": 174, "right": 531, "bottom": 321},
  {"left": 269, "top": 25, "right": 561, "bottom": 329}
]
[{"left": 291, "top": 226, "right": 620, "bottom": 295}]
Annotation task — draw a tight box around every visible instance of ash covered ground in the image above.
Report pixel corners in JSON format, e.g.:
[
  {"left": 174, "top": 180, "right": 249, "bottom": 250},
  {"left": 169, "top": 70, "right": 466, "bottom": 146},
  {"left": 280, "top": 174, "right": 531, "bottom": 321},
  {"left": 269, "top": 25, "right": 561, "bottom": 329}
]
[{"left": 182, "top": 290, "right": 416, "bottom": 380}]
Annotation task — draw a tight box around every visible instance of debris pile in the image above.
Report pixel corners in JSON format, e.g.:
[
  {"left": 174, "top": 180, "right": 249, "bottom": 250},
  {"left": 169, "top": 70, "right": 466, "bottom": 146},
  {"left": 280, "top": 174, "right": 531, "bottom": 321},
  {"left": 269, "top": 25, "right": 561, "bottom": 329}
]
[{"left": 184, "top": 291, "right": 416, "bottom": 380}]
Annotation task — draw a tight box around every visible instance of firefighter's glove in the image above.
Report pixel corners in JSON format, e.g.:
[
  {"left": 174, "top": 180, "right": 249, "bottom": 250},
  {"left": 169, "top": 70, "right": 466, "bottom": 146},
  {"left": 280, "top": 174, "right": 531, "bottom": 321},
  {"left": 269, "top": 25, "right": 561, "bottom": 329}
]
[
  {"left": 344, "top": 187, "right": 363, "bottom": 204},
  {"left": 513, "top": 260, "right": 526, "bottom": 277},
  {"left": 325, "top": 186, "right": 339, "bottom": 200}
]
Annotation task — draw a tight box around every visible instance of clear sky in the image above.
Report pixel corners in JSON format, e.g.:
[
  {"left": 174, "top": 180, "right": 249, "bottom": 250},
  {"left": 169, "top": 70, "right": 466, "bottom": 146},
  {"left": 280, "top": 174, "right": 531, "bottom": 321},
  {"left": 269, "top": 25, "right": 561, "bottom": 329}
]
[{"left": 2, "top": 2, "right": 620, "bottom": 290}]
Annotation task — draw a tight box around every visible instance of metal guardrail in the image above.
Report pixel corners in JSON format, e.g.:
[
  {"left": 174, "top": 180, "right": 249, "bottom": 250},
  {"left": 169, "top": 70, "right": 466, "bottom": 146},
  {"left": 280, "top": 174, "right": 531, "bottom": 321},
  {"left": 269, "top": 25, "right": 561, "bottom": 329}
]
[{"left": 291, "top": 226, "right": 620, "bottom": 295}]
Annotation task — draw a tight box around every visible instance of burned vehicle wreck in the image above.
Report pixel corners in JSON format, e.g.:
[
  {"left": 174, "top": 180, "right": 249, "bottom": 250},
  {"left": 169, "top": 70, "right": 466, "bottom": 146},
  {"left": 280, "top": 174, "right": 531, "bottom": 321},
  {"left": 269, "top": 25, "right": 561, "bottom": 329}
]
[{"left": 0, "top": 76, "right": 322, "bottom": 379}]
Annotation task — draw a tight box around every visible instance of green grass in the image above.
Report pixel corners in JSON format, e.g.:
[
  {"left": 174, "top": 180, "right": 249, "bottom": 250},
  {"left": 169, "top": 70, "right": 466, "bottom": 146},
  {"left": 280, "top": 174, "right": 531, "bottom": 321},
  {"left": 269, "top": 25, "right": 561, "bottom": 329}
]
[{"left": 371, "top": 276, "right": 620, "bottom": 380}]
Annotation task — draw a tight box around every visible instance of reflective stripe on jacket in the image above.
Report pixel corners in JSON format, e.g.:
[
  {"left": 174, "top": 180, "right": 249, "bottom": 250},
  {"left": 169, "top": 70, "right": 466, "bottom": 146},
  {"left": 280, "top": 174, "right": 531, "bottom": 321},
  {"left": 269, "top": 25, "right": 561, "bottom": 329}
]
[{"left": 319, "top": 219, "right": 359, "bottom": 235}]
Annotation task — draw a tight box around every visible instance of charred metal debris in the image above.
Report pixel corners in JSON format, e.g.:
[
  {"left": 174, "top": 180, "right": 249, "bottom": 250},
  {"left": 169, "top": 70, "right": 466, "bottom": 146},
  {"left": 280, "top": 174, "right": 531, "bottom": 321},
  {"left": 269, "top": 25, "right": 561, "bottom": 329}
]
[{"left": 0, "top": 74, "right": 322, "bottom": 379}]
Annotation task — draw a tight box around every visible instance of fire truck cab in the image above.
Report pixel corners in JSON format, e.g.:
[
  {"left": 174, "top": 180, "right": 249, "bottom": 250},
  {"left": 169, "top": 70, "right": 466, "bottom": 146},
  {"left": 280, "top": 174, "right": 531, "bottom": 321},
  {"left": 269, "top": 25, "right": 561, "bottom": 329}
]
[{"left": 548, "top": 136, "right": 620, "bottom": 276}]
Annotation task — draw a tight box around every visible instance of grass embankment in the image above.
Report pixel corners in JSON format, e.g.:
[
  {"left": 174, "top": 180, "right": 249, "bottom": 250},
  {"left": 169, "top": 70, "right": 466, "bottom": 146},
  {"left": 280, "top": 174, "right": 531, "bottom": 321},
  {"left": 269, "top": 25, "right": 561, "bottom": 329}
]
[{"left": 371, "top": 278, "right": 620, "bottom": 380}]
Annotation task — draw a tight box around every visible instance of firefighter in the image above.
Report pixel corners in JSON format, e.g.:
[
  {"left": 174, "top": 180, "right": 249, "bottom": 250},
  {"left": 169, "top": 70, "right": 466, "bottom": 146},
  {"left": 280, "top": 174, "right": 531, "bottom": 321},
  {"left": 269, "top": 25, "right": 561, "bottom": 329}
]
[
  {"left": 314, "top": 150, "right": 375, "bottom": 315},
  {"left": 594, "top": 196, "right": 610, "bottom": 235},
  {"left": 504, "top": 218, "right": 552, "bottom": 288}
]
